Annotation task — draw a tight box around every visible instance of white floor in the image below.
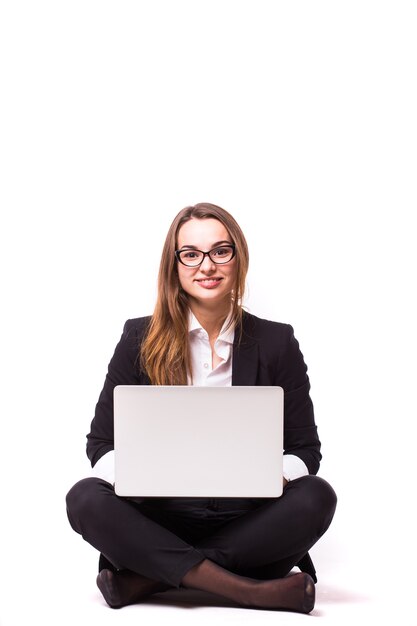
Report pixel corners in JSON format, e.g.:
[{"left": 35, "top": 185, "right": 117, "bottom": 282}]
[
  {"left": 1, "top": 561, "right": 410, "bottom": 626},
  {"left": 1, "top": 499, "right": 414, "bottom": 626}
]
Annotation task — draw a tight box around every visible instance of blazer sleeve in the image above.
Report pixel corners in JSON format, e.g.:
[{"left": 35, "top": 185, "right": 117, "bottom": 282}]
[
  {"left": 86, "top": 319, "right": 148, "bottom": 467},
  {"left": 275, "top": 325, "right": 322, "bottom": 475}
]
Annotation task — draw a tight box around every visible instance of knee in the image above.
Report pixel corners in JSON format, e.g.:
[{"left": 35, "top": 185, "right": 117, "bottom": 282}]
[
  {"left": 301, "top": 475, "right": 337, "bottom": 533},
  {"left": 308, "top": 475, "right": 337, "bottom": 510},
  {"left": 66, "top": 477, "right": 109, "bottom": 533}
]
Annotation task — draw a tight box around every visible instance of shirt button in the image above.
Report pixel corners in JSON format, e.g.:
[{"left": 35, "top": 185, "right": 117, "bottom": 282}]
[{"left": 204, "top": 363, "right": 209, "bottom": 368}]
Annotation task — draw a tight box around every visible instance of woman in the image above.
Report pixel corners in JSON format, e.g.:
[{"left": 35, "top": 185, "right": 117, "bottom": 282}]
[{"left": 66, "top": 203, "right": 337, "bottom": 614}]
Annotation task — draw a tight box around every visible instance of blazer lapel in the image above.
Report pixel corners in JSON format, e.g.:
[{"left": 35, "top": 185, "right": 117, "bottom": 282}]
[{"left": 232, "top": 313, "right": 259, "bottom": 385}]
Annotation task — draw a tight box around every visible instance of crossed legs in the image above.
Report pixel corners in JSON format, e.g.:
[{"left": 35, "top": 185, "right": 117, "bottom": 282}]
[{"left": 66, "top": 475, "right": 336, "bottom": 612}]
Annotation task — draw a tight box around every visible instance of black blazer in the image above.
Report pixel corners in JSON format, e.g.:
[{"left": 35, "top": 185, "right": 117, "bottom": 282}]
[{"left": 86, "top": 311, "right": 321, "bottom": 474}]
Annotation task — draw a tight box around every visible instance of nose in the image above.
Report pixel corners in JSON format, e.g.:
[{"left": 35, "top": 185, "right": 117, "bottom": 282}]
[{"left": 199, "top": 253, "right": 216, "bottom": 272}]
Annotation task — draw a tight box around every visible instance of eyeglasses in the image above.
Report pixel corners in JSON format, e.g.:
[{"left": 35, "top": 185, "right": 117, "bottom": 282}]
[{"left": 175, "top": 244, "right": 236, "bottom": 267}]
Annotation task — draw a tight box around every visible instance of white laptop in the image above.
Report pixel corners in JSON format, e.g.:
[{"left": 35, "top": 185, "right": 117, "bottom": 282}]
[{"left": 114, "top": 385, "right": 284, "bottom": 498}]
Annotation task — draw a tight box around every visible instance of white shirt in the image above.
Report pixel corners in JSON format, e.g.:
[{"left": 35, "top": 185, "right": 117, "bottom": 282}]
[
  {"left": 92, "top": 313, "right": 309, "bottom": 485},
  {"left": 187, "top": 310, "right": 235, "bottom": 386}
]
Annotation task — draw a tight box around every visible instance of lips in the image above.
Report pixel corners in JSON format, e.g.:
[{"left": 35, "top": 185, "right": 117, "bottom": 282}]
[{"left": 195, "top": 278, "right": 223, "bottom": 288}]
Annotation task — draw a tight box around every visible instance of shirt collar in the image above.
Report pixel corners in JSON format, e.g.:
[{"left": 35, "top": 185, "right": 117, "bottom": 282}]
[{"left": 188, "top": 309, "right": 235, "bottom": 344}]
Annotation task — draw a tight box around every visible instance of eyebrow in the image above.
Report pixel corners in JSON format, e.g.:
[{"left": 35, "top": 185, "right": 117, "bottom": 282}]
[{"left": 178, "top": 240, "right": 233, "bottom": 250}]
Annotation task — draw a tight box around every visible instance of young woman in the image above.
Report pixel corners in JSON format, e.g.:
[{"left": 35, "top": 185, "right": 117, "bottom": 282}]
[{"left": 66, "top": 203, "right": 337, "bottom": 614}]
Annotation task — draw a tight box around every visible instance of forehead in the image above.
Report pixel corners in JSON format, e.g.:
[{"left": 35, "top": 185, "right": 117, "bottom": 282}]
[{"left": 177, "top": 218, "right": 231, "bottom": 247}]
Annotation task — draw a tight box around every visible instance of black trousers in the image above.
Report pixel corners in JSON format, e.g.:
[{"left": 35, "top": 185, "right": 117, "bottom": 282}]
[{"left": 66, "top": 475, "right": 336, "bottom": 588}]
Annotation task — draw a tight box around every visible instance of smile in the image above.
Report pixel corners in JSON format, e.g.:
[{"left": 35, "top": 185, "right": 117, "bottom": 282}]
[{"left": 195, "top": 278, "right": 223, "bottom": 289}]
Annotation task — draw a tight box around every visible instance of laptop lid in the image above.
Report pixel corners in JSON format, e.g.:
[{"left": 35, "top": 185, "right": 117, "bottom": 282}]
[{"left": 114, "top": 385, "right": 283, "bottom": 498}]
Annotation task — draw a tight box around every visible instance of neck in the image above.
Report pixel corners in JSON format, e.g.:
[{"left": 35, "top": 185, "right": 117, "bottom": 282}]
[{"left": 189, "top": 298, "right": 231, "bottom": 340}]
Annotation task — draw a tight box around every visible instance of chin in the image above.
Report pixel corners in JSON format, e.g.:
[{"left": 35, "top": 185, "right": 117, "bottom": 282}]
[{"left": 193, "top": 290, "right": 232, "bottom": 307}]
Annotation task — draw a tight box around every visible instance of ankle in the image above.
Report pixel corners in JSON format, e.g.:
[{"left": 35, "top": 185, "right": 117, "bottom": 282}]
[
  {"left": 97, "top": 568, "right": 170, "bottom": 608},
  {"left": 244, "top": 573, "right": 315, "bottom": 613}
]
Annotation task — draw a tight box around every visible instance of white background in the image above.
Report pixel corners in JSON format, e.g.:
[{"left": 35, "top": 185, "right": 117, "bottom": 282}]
[{"left": 1, "top": 1, "right": 416, "bottom": 624}]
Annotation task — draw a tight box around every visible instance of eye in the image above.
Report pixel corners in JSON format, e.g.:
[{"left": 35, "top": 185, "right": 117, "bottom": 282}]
[
  {"left": 212, "top": 247, "right": 230, "bottom": 257},
  {"left": 183, "top": 251, "right": 199, "bottom": 258}
]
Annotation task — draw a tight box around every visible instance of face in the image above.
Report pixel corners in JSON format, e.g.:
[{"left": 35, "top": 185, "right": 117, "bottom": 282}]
[{"left": 176, "top": 218, "right": 237, "bottom": 311}]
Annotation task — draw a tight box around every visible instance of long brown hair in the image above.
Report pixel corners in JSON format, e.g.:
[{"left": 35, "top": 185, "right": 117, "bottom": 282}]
[{"left": 140, "top": 203, "right": 249, "bottom": 385}]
